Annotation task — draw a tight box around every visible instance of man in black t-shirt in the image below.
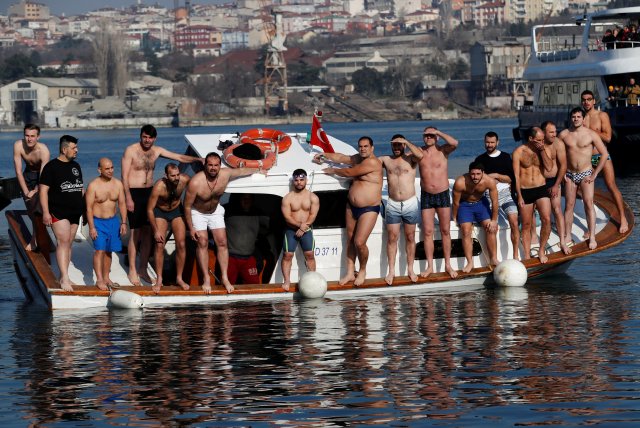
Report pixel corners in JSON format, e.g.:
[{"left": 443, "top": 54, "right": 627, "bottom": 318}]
[
  {"left": 474, "top": 131, "right": 520, "bottom": 260},
  {"left": 39, "top": 135, "right": 84, "bottom": 291}
]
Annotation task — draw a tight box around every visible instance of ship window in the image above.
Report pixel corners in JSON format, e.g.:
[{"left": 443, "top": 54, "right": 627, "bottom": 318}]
[{"left": 314, "top": 190, "right": 348, "bottom": 229}]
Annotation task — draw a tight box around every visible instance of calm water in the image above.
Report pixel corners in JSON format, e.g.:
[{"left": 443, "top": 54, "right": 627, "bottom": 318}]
[{"left": 1, "top": 119, "right": 639, "bottom": 426}]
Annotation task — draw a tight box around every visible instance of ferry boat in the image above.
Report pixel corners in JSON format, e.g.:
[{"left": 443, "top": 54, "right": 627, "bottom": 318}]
[
  {"left": 5, "top": 124, "right": 634, "bottom": 310},
  {"left": 514, "top": 6, "right": 640, "bottom": 172}
]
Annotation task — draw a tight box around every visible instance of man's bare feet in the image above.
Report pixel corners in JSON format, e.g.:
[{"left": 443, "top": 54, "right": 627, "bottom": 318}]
[
  {"left": 582, "top": 229, "right": 589, "bottom": 240},
  {"left": 385, "top": 272, "right": 394, "bottom": 285},
  {"left": 446, "top": 265, "right": 459, "bottom": 278},
  {"left": 176, "top": 278, "right": 190, "bottom": 291},
  {"left": 619, "top": 216, "right": 629, "bottom": 234},
  {"left": 353, "top": 270, "right": 366, "bottom": 286},
  {"left": 96, "top": 281, "right": 108, "bottom": 291},
  {"left": 560, "top": 243, "right": 572, "bottom": 255},
  {"left": 221, "top": 278, "right": 234, "bottom": 293},
  {"left": 339, "top": 272, "right": 356, "bottom": 285},
  {"left": 538, "top": 251, "right": 548, "bottom": 263},
  {"left": 588, "top": 237, "right": 597, "bottom": 250},
  {"left": 152, "top": 281, "right": 162, "bottom": 294},
  {"left": 127, "top": 274, "right": 142, "bottom": 286},
  {"left": 202, "top": 283, "right": 212, "bottom": 295},
  {"left": 59, "top": 279, "right": 73, "bottom": 292},
  {"left": 139, "top": 273, "right": 156, "bottom": 286},
  {"left": 462, "top": 262, "right": 473, "bottom": 273},
  {"left": 419, "top": 267, "right": 433, "bottom": 278},
  {"left": 490, "top": 258, "right": 499, "bottom": 267},
  {"left": 25, "top": 237, "right": 36, "bottom": 251},
  {"left": 282, "top": 281, "right": 290, "bottom": 291},
  {"left": 408, "top": 271, "right": 418, "bottom": 282}
]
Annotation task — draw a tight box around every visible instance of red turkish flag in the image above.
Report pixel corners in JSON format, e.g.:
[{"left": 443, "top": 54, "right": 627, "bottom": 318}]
[{"left": 310, "top": 114, "right": 335, "bottom": 153}]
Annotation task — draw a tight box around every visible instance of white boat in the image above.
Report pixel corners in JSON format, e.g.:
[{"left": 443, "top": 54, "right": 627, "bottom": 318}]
[
  {"left": 6, "top": 126, "right": 634, "bottom": 310},
  {"left": 514, "top": 6, "right": 640, "bottom": 171}
]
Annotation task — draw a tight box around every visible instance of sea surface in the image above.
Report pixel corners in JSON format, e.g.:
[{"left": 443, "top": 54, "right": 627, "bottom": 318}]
[{"left": 0, "top": 119, "right": 639, "bottom": 426}]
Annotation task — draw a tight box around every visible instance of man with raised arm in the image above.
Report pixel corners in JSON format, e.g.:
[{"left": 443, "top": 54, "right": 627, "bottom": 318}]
[
  {"left": 379, "top": 134, "right": 423, "bottom": 284},
  {"left": 39, "top": 135, "right": 84, "bottom": 291},
  {"left": 183, "top": 152, "right": 263, "bottom": 294},
  {"left": 512, "top": 127, "right": 553, "bottom": 263},
  {"left": 13, "top": 123, "right": 50, "bottom": 251},
  {"left": 580, "top": 90, "right": 628, "bottom": 234},
  {"left": 540, "top": 121, "right": 571, "bottom": 255},
  {"left": 559, "top": 107, "right": 609, "bottom": 250},
  {"left": 452, "top": 161, "right": 499, "bottom": 272},
  {"left": 121, "top": 124, "right": 203, "bottom": 287},
  {"left": 418, "top": 126, "right": 458, "bottom": 278},
  {"left": 474, "top": 131, "right": 520, "bottom": 260},
  {"left": 280, "top": 169, "right": 320, "bottom": 291},
  {"left": 147, "top": 163, "right": 191, "bottom": 294},
  {"left": 316, "top": 136, "right": 383, "bottom": 286},
  {"left": 85, "top": 158, "right": 127, "bottom": 291}
]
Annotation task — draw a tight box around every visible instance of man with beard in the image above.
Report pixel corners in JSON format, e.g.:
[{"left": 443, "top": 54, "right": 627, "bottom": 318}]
[
  {"left": 418, "top": 126, "right": 459, "bottom": 278},
  {"left": 184, "top": 152, "right": 263, "bottom": 294},
  {"left": 85, "top": 158, "right": 127, "bottom": 290},
  {"left": 39, "top": 135, "right": 84, "bottom": 291},
  {"left": 559, "top": 107, "right": 609, "bottom": 250},
  {"left": 379, "top": 134, "right": 423, "bottom": 284},
  {"left": 580, "top": 90, "right": 628, "bottom": 234},
  {"left": 474, "top": 131, "right": 520, "bottom": 260},
  {"left": 280, "top": 169, "right": 319, "bottom": 291},
  {"left": 147, "top": 163, "right": 191, "bottom": 293},
  {"left": 317, "top": 136, "right": 383, "bottom": 286},
  {"left": 121, "top": 124, "right": 203, "bottom": 287},
  {"left": 452, "top": 161, "right": 499, "bottom": 273}
]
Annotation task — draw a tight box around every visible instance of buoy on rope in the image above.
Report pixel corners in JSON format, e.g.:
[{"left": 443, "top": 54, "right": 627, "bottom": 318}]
[
  {"left": 108, "top": 289, "right": 144, "bottom": 309},
  {"left": 297, "top": 271, "right": 328, "bottom": 299},
  {"left": 493, "top": 259, "right": 528, "bottom": 287}
]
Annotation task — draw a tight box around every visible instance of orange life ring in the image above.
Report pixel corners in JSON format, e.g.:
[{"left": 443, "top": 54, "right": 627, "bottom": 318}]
[
  {"left": 223, "top": 143, "right": 276, "bottom": 170},
  {"left": 240, "top": 128, "right": 292, "bottom": 153}
]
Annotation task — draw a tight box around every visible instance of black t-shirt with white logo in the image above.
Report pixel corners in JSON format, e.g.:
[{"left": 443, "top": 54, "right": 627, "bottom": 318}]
[{"left": 40, "top": 158, "right": 84, "bottom": 217}]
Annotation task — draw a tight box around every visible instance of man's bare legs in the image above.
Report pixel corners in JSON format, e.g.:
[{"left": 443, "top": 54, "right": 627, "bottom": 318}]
[
  {"left": 404, "top": 223, "right": 418, "bottom": 282},
  {"left": 211, "top": 227, "right": 233, "bottom": 293},
  {"left": 194, "top": 229, "right": 213, "bottom": 294},
  {"left": 351, "top": 211, "right": 378, "bottom": 286},
  {"left": 420, "top": 208, "right": 436, "bottom": 277},
  {"left": 127, "top": 226, "right": 153, "bottom": 286},
  {"left": 152, "top": 218, "right": 169, "bottom": 293},
  {"left": 437, "top": 206, "right": 457, "bottom": 278},
  {"left": 506, "top": 213, "right": 520, "bottom": 260},
  {"left": 339, "top": 207, "right": 357, "bottom": 285},
  {"left": 93, "top": 250, "right": 108, "bottom": 291},
  {"left": 601, "top": 160, "right": 629, "bottom": 234},
  {"left": 535, "top": 198, "right": 552, "bottom": 263},
  {"left": 51, "top": 220, "right": 78, "bottom": 291},
  {"left": 580, "top": 179, "right": 598, "bottom": 250},
  {"left": 550, "top": 191, "right": 571, "bottom": 255},
  {"left": 564, "top": 179, "right": 578, "bottom": 246},
  {"left": 172, "top": 218, "right": 189, "bottom": 291},
  {"left": 385, "top": 223, "right": 400, "bottom": 285},
  {"left": 520, "top": 203, "right": 535, "bottom": 261},
  {"left": 281, "top": 252, "right": 294, "bottom": 291},
  {"left": 460, "top": 222, "right": 474, "bottom": 273}
]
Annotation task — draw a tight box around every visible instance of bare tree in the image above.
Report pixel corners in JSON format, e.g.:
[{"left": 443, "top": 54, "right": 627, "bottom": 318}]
[{"left": 91, "top": 20, "right": 129, "bottom": 97}]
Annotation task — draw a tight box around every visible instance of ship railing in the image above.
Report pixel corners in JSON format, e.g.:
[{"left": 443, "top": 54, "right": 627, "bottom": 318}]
[{"left": 519, "top": 104, "right": 572, "bottom": 113}]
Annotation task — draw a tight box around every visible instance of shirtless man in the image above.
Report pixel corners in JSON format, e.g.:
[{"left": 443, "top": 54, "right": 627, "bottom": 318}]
[
  {"left": 512, "top": 127, "right": 553, "bottom": 263},
  {"left": 85, "top": 158, "right": 127, "bottom": 291},
  {"left": 280, "top": 169, "right": 320, "bottom": 291},
  {"left": 379, "top": 134, "right": 423, "bottom": 284},
  {"left": 13, "top": 124, "right": 50, "bottom": 251},
  {"left": 418, "top": 126, "right": 458, "bottom": 278},
  {"left": 452, "top": 161, "right": 499, "bottom": 272},
  {"left": 540, "top": 121, "right": 571, "bottom": 255},
  {"left": 580, "top": 90, "right": 628, "bottom": 234},
  {"left": 184, "top": 152, "right": 262, "bottom": 294},
  {"left": 317, "top": 136, "right": 383, "bottom": 286},
  {"left": 559, "top": 107, "right": 609, "bottom": 250},
  {"left": 121, "top": 124, "right": 203, "bottom": 287},
  {"left": 147, "top": 163, "right": 190, "bottom": 293}
]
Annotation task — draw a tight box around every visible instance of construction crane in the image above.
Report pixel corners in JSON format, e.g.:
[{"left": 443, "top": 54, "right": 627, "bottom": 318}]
[{"left": 259, "top": 3, "right": 288, "bottom": 115}]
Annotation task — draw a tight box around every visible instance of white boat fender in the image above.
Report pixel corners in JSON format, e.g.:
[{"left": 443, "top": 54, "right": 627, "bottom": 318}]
[
  {"left": 108, "top": 289, "right": 144, "bottom": 309},
  {"left": 493, "top": 259, "right": 528, "bottom": 287},
  {"left": 297, "top": 271, "right": 328, "bottom": 299}
]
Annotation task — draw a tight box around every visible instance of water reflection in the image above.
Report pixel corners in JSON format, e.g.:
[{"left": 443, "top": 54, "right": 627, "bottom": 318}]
[{"left": 10, "top": 282, "right": 639, "bottom": 426}]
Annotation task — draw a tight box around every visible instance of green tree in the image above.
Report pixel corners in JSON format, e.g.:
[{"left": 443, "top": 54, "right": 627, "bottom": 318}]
[
  {"left": 288, "top": 62, "right": 324, "bottom": 86},
  {"left": 449, "top": 58, "right": 469, "bottom": 80},
  {"left": 351, "top": 67, "right": 383, "bottom": 96},
  {"left": 0, "top": 52, "right": 39, "bottom": 82}
]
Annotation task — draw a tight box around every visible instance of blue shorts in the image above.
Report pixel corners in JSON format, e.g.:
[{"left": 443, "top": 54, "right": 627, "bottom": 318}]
[
  {"left": 457, "top": 198, "right": 491, "bottom": 224},
  {"left": 283, "top": 228, "right": 314, "bottom": 253},
  {"left": 93, "top": 216, "right": 122, "bottom": 252},
  {"left": 385, "top": 196, "right": 420, "bottom": 225}
]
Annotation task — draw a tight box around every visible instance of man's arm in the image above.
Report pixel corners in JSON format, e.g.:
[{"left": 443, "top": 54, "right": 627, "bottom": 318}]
[
  {"left": 598, "top": 111, "right": 613, "bottom": 144},
  {"left": 437, "top": 130, "right": 459, "bottom": 156},
  {"left": 451, "top": 177, "right": 464, "bottom": 223},
  {"left": 589, "top": 131, "right": 609, "bottom": 182},
  {"left": 121, "top": 147, "right": 134, "bottom": 212},
  {"left": 13, "top": 142, "right": 30, "bottom": 197},
  {"left": 226, "top": 166, "right": 262, "bottom": 179},
  {"left": 404, "top": 140, "right": 424, "bottom": 162},
  {"left": 314, "top": 151, "right": 354, "bottom": 165},
  {"left": 157, "top": 147, "right": 204, "bottom": 164},
  {"left": 117, "top": 180, "right": 127, "bottom": 236},
  {"left": 512, "top": 148, "right": 524, "bottom": 207},
  {"left": 183, "top": 181, "right": 197, "bottom": 239},
  {"left": 147, "top": 182, "right": 162, "bottom": 242},
  {"left": 39, "top": 184, "right": 51, "bottom": 225},
  {"left": 324, "top": 158, "right": 379, "bottom": 178},
  {"left": 280, "top": 196, "right": 297, "bottom": 229},
  {"left": 488, "top": 181, "right": 499, "bottom": 223},
  {"left": 85, "top": 182, "right": 97, "bottom": 240},
  {"left": 552, "top": 140, "right": 567, "bottom": 197},
  {"left": 307, "top": 193, "right": 320, "bottom": 226}
]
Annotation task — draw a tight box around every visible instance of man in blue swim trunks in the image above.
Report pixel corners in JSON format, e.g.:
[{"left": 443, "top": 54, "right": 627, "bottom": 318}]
[
  {"left": 147, "top": 163, "right": 191, "bottom": 293},
  {"left": 86, "top": 158, "right": 128, "bottom": 290},
  {"left": 418, "top": 126, "right": 459, "bottom": 278},
  {"left": 280, "top": 169, "right": 319, "bottom": 291},
  {"left": 513, "top": 127, "right": 553, "bottom": 263},
  {"left": 452, "top": 161, "right": 499, "bottom": 273},
  {"left": 318, "top": 136, "right": 383, "bottom": 286}
]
